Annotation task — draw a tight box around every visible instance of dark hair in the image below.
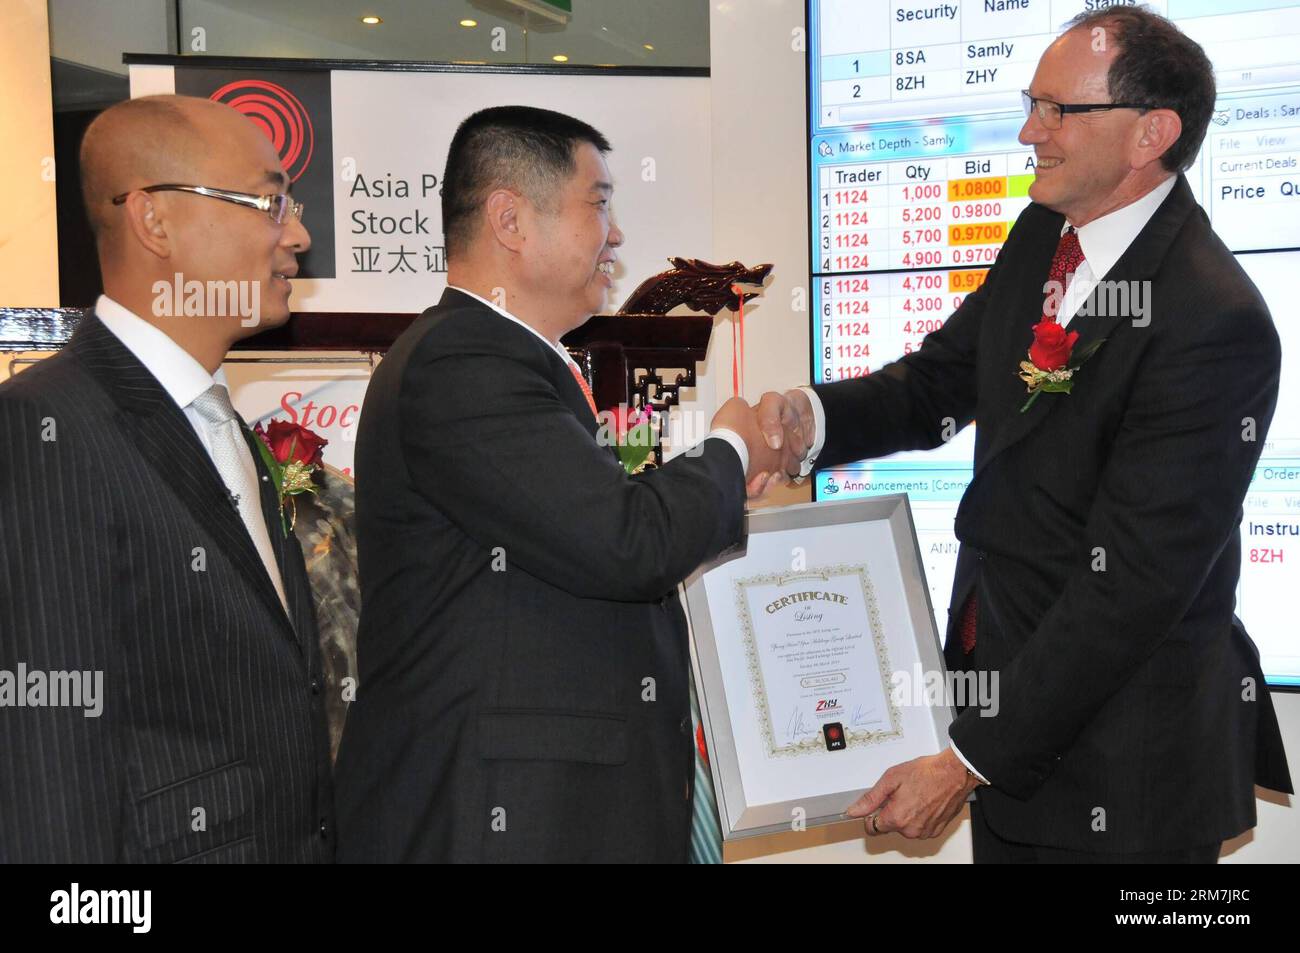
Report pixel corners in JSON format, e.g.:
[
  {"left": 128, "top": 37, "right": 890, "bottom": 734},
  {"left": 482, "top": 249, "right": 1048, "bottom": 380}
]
[
  {"left": 441, "top": 105, "right": 611, "bottom": 258},
  {"left": 1066, "top": 6, "right": 1215, "bottom": 172}
]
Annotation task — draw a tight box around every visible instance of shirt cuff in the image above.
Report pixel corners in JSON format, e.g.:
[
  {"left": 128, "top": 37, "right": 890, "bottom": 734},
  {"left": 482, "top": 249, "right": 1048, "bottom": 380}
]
[
  {"left": 950, "top": 742, "right": 990, "bottom": 786},
  {"left": 706, "top": 428, "right": 748, "bottom": 476},
  {"left": 796, "top": 386, "right": 827, "bottom": 478}
]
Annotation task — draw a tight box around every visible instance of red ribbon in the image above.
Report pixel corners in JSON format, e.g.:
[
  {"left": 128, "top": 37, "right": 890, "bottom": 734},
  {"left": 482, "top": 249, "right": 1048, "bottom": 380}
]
[{"left": 731, "top": 283, "right": 745, "bottom": 398}]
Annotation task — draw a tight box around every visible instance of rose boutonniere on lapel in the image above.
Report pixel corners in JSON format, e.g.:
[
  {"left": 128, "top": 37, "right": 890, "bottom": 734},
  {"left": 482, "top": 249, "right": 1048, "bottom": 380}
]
[
  {"left": 599, "top": 403, "right": 658, "bottom": 474},
  {"left": 252, "top": 419, "right": 328, "bottom": 535},
  {"left": 1017, "top": 319, "right": 1106, "bottom": 413}
]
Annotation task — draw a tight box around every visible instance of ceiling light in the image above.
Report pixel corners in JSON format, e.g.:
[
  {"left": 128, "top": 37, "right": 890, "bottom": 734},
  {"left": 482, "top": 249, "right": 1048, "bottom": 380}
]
[
  {"left": 552, "top": 54, "right": 569, "bottom": 62},
  {"left": 460, "top": 19, "right": 478, "bottom": 27},
  {"left": 643, "top": 43, "right": 654, "bottom": 51},
  {"left": 360, "top": 15, "right": 381, "bottom": 25}
]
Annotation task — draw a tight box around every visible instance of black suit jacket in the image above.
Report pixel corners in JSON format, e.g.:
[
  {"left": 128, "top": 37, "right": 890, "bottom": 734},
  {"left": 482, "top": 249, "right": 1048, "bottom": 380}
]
[
  {"left": 814, "top": 176, "right": 1292, "bottom": 853},
  {"left": 0, "top": 315, "right": 334, "bottom": 862},
  {"left": 334, "top": 289, "right": 745, "bottom": 863}
]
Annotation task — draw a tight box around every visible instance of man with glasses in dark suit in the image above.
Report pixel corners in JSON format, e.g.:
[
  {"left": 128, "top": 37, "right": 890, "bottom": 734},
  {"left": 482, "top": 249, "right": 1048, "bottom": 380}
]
[
  {"left": 0, "top": 94, "right": 333, "bottom": 862},
  {"left": 757, "top": 8, "right": 1292, "bottom": 862}
]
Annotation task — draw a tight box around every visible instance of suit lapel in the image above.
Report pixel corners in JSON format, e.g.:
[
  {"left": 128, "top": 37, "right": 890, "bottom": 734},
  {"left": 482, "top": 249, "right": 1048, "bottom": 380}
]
[
  {"left": 1061, "top": 176, "right": 1192, "bottom": 354},
  {"left": 563, "top": 361, "right": 622, "bottom": 465},
  {"left": 975, "top": 175, "right": 1196, "bottom": 476},
  {"left": 438, "top": 289, "right": 617, "bottom": 460},
  {"left": 71, "top": 315, "right": 299, "bottom": 643},
  {"left": 973, "top": 209, "right": 1066, "bottom": 477},
  {"left": 556, "top": 352, "right": 613, "bottom": 451}
]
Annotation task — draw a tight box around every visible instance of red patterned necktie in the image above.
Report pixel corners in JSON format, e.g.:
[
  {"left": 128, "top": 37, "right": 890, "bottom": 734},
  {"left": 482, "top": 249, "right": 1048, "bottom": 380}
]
[
  {"left": 567, "top": 362, "right": 599, "bottom": 420},
  {"left": 959, "top": 592, "right": 978, "bottom": 655},
  {"left": 1043, "top": 226, "right": 1086, "bottom": 321}
]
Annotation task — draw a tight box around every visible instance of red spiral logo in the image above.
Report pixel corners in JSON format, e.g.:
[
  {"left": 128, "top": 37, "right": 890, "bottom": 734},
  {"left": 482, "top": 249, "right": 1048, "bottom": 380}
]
[{"left": 210, "top": 79, "right": 315, "bottom": 182}]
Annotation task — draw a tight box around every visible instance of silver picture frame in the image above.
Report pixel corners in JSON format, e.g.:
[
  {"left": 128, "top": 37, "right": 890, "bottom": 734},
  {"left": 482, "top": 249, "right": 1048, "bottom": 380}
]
[{"left": 683, "top": 494, "right": 954, "bottom": 840}]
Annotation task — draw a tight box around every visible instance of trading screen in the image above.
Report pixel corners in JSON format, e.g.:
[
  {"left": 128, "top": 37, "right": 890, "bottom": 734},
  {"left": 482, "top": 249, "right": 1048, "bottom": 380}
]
[{"left": 807, "top": 0, "right": 1300, "bottom": 685}]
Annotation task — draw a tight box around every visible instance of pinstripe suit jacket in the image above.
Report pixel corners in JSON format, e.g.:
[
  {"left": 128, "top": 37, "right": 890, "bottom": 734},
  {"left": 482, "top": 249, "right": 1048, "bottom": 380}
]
[{"left": 0, "top": 314, "right": 334, "bottom": 862}]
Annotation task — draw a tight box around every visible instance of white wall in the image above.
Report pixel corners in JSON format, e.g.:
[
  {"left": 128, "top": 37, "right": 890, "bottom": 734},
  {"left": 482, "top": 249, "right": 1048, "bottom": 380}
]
[
  {"left": 708, "top": 0, "right": 1298, "bottom": 864},
  {"left": 708, "top": 0, "right": 813, "bottom": 511}
]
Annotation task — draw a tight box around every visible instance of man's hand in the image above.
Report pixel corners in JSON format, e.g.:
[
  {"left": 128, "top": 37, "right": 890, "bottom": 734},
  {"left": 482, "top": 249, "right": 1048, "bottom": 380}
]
[
  {"left": 755, "top": 389, "right": 816, "bottom": 479},
  {"left": 711, "top": 397, "right": 786, "bottom": 498},
  {"left": 845, "top": 747, "right": 980, "bottom": 840}
]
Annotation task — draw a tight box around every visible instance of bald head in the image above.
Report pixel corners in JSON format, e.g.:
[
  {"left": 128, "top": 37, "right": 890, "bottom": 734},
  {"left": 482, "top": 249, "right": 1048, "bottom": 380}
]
[
  {"left": 79, "top": 95, "right": 273, "bottom": 245},
  {"left": 77, "top": 93, "right": 309, "bottom": 359}
]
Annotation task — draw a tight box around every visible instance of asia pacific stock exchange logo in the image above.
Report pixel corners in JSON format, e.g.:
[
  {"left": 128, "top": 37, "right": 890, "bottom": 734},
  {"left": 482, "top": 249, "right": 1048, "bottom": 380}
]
[
  {"left": 210, "top": 79, "right": 316, "bottom": 183},
  {"left": 175, "top": 67, "right": 336, "bottom": 278}
]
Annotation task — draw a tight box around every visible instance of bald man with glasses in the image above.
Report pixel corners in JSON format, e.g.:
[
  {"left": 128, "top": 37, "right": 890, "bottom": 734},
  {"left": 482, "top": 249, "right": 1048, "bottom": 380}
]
[{"left": 0, "top": 94, "right": 333, "bottom": 862}]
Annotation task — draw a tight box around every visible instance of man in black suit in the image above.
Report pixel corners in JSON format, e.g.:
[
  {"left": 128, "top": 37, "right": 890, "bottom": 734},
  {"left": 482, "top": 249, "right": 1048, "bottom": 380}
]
[
  {"left": 760, "top": 8, "right": 1292, "bottom": 862},
  {"left": 0, "top": 95, "right": 333, "bottom": 862},
  {"left": 334, "top": 106, "right": 783, "bottom": 862}
]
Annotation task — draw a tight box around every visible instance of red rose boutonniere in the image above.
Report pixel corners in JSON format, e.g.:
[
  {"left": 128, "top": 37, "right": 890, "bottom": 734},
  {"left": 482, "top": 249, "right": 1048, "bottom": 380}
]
[
  {"left": 252, "top": 419, "right": 328, "bottom": 535},
  {"left": 597, "top": 403, "right": 659, "bottom": 474},
  {"left": 1017, "top": 319, "right": 1106, "bottom": 413}
]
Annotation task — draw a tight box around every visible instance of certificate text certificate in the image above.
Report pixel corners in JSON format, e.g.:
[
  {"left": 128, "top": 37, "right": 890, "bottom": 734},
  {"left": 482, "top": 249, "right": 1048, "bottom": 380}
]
[{"left": 733, "top": 564, "right": 902, "bottom": 758}]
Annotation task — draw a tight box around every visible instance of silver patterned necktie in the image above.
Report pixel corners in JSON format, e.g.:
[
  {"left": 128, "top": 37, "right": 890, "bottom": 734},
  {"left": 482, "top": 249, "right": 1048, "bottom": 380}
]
[{"left": 190, "top": 383, "right": 289, "bottom": 614}]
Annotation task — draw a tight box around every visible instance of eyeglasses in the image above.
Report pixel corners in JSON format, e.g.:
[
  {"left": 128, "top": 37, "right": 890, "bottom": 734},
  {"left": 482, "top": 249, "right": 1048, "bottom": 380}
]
[
  {"left": 110, "top": 184, "right": 304, "bottom": 224},
  {"left": 1021, "top": 90, "right": 1154, "bottom": 130}
]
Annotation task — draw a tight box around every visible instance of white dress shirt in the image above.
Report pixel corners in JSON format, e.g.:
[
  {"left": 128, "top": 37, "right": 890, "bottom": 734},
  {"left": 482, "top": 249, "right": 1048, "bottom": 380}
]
[
  {"left": 97, "top": 295, "right": 236, "bottom": 455},
  {"left": 1057, "top": 175, "right": 1177, "bottom": 325},
  {"left": 796, "top": 176, "right": 1178, "bottom": 785},
  {"left": 448, "top": 285, "right": 750, "bottom": 473},
  {"left": 94, "top": 295, "right": 289, "bottom": 610}
]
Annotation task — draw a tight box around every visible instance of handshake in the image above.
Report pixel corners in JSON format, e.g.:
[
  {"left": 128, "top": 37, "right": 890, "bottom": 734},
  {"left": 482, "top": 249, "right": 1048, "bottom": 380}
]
[{"left": 711, "top": 389, "right": 818, "bottom": 499}]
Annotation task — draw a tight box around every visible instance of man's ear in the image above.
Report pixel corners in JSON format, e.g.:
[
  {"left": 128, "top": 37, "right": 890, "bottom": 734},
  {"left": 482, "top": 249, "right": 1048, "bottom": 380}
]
[
  {"left": 483, "top": 188, "right": 526, "bottom": 253},
  {"left": 119, "top": 191, "right": 172, "bottom": 260},
  {"left": 1132, "top": 108, "right": 1182, "bottom": 171}
]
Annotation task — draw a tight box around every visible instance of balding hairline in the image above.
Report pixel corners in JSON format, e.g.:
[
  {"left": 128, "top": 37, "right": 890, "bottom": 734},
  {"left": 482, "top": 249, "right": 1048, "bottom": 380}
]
[{"left": 79, "top": 96, "right": 206, "bottom": 240}]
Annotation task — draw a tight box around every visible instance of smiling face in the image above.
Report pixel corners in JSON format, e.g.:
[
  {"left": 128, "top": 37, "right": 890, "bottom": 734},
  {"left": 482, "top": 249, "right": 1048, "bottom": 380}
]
[
  {"left": 521, "top": 142, "right": 624, "bottom": 328},
  {"left": 166, "top": 104, "right": 311, "bottom": 330},
  {"left": 1019, "top": 27, "right": 1146, "bottom": 225}
]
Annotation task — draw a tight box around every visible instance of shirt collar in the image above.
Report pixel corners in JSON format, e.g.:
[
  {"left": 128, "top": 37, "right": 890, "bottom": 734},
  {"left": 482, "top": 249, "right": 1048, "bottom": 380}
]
[
  {"left": 94, "top": 294, "right": 227, "bottom": 409},
  {"left": 447, "top": 285, "right": 577, "bottom": 368},
  {"left": 1066, "top": 175, "right": 1177, "bottom": 280}
]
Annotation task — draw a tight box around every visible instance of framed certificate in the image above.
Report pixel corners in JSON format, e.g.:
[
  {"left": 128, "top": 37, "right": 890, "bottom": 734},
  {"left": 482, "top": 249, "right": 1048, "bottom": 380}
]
[{"left": 683, "top": 494, "right": 953, "bottom": 839}]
